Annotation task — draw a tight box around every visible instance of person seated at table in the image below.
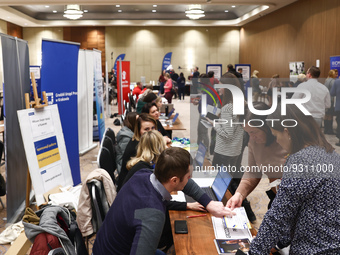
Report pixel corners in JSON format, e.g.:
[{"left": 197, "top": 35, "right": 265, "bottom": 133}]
[
  {"left": 141, "top": 83, "right": 153, "bottom": 94},
  {"left": 227, "top": 102, "right": 287, "bottom": 219},
  {"left": 122, "top": 130, "right": 205, "bottom": 252},
  {"left": 141, "top": 102, "right": 171, "bottom": 138},
  {"left": 132, "top": 81, "right": 143, "bottom": 100},
  {"left": 248, "top": 104, "right": 340, "bottom": 255},
  {"left": 136, "top": 88, "right": 153, "bottom": 113},
  {"left": 93, "top": 147, "right": 191, "bottom": 255},
  {"left": 116, "top": 113, "right": 157, "bottom": 192},
  {"left": 116, "top": 111, "right": 138, "bottom": 175}
]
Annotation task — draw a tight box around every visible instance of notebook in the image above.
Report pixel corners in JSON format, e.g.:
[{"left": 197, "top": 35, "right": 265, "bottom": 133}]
[{"left": 186, "top": 167, "right": 232, "bottom": 202}]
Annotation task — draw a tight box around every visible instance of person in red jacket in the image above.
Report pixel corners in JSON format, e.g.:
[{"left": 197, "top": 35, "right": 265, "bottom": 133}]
[{"left": 132, "top": 82, "right": 143, "bottom": 100}]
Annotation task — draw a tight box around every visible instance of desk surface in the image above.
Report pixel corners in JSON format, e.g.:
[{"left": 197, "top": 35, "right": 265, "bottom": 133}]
[{"left": 163, "top": 116, "right": 186, "bottom": 131}]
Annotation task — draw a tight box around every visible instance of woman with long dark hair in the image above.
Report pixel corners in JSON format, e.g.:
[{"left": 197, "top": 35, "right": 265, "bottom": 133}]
[{"left": 177, "top": 72, "right": 186, "bottom": 100}]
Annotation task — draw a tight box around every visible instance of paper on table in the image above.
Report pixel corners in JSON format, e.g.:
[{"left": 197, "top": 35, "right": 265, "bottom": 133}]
[
  {"left": 212, "top": 216, "right": 252, "bottom": 240},
  {"left": 224, "top": 207, "right": 251, "bottom": 229},
  {"left": 171, "top": 191, "right": 186, "bottom": 202}
]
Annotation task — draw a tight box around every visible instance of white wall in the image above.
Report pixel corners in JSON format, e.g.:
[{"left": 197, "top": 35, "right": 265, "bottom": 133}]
[
  {"left": 105, "top": 26, "right": 240, "bottom": 82},
  {"left": 23, "top": 27, "right": 63, "bottom": 66}
]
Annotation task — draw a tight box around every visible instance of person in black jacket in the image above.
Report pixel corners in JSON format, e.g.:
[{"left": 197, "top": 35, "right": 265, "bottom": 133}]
[
  {"left": 117, "top": 113, "right": 157, "bottom": 191},
  {"left": 141, "top": 102, "right": 172, "bottom": 141}
]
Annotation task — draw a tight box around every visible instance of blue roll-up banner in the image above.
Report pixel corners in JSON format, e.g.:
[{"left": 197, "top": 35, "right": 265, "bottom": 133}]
[
  {"left": 330, "top": 56, "right": 340, "bottom": 77},
  {"left": 113, "top": 53, "right": 125, "bottom": 71},
  {"left": 41, "top": 39, "right": 81, "bottom": 186},
  {"left": 162, "top": 52, "right": 172, "bottom": 71},
  {"left": 93, "top": 50, "right": 105, "bottom": 142}
]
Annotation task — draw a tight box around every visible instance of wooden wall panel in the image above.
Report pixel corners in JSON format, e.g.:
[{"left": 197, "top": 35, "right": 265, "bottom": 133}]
[
  {"left": 240, "top": 0, "right": 340, "bottom": 80},
  {"left": 7, "top": 22, "right": 23, "bottom": 39},
  {"left": 64, "top": 27, "right": 106, "bottom": 72}
]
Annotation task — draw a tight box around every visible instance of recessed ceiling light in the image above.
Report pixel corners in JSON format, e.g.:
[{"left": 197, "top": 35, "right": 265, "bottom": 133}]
[
  {"left": 24, "top": 23, "right": 27, "bottom": 25},
  {"left": 116, "top": 5, "right": 120, "bottom": 7},
  {"left": 152, "top": 10, "right": 156, "bottom": 12},
  {"left": 232, "top": 5, "right": 236, "bottom": 8},
  {"left": 45, "top": 5, "right": 49, "bottom": 8},
  {"left": 84, "top": 10, "right": 88, "bottom": 12},
  {"left": 53, "top": 10, "right": 57, "bottom": 13},
  {"left": 118, "top": 10, "right": 122, "bottom": 12},
  {"left": 225, "top": 10, "right": 229, "bottom": 12},
  {"left": 153, "top": 5, "right": 157, "bottom": 7}
]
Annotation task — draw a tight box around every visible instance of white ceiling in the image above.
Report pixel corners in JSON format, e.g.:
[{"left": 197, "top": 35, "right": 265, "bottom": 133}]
[{"left": 0, "top": 0, "right": 298, "bottom": 27}]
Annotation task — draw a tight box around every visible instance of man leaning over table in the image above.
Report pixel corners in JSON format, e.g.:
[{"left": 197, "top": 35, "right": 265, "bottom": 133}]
[{"left": 93, "top": 147, "right": 234, "bottom": 255}]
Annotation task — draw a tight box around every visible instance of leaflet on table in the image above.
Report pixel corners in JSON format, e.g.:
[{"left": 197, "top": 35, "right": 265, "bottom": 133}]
[
  {"left": 214, "top": 238, "right": 251, "bottom": 255},
  {"left": 211, "top": 216, "right": 252, "bottom": 240},
  {"left": 224, "top": 207, "right": 251, "bottom": 229}
]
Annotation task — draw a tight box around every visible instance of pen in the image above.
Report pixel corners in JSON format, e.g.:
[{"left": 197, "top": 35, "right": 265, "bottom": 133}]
[{"left": 186, "top": 214, "right": 207, "bottom": 218}]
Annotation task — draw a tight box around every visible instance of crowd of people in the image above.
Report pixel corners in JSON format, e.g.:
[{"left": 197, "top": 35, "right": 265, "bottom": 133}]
[{"left": 92, "top": 64, "right": 340, "bottom": 254}]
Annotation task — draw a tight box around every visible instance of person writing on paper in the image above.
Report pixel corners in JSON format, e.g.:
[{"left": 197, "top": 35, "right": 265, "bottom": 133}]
[
  {"left": 227, "top": 102, "right": 287, "bottom": 216},
  {"left": 248, "top": 104, "right": 340, "bottom": 255}
]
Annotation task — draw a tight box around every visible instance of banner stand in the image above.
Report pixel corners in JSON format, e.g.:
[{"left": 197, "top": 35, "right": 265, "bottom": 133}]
[{"left": 24, "top": 72, "right": 49, "bottom": 208}]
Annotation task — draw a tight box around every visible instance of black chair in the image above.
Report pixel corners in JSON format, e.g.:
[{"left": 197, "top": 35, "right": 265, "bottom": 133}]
[
  {"left": 129, "top": 93, "right": 136, "bottom": 110},
  {"left": 104, "top": 127, "right": 116, "bottom": 145},
  {"left": 86, "top": 179, "right": 110, "bottom": 232},
  {"left": 97, "top": 145, "right": 116, "bottom": 184}
]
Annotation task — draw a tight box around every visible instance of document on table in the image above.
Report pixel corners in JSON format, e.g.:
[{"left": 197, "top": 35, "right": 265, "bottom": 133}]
[
  {"left": 212, "top": 216, "right": 252, "bottom": 240},
  {"left": 224, "top": 207, "right": 251, "bottom": 229}
]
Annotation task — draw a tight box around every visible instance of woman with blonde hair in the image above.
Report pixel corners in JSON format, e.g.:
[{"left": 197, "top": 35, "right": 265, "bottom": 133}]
[{"left": 163, "top": 73, "right": 173, "bottom": 103}]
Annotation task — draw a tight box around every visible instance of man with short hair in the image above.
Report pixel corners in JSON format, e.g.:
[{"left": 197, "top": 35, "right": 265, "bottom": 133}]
[
  {"left": 132, "top": 81, "right": 143, "bottom": 100},
  {"left": 292, "top": 66, "right": 331, "bottom": 126}
]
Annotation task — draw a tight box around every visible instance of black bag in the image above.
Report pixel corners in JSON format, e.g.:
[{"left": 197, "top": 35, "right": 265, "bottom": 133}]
[{"left": 0, "top": 174, "right": 6, "bottom": 196}]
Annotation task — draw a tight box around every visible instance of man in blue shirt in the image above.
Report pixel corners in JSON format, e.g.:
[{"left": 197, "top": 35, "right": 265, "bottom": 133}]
[{"left": 93, "top": 147, "right": 193, "bottom": 255}]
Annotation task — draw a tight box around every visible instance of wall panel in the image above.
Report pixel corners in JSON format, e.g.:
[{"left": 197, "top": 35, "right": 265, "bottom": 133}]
[
  {"left": 7, "top": 22, "right": 22, "bottom": 39},
  {"left": 240, "top": 0, "right": 340, "bottom": 80}
]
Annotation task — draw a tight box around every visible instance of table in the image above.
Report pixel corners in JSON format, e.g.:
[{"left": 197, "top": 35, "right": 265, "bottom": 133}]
[{"left": 163, "top": 116, "right": 186, "bottom": 131}]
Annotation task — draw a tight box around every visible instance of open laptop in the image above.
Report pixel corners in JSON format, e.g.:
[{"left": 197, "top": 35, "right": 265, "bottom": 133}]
[
  {"left": 192, "top": 142, "right": 207, "bottom": 171},
  {"left": 186, "top": 166, "right": 233, "bottom": 202},
  {"left": 171, "top": 113, "right": 179, "bottom": 125},
  {"left": 159, "top": 107, "right": 175, "bottom": 120}
]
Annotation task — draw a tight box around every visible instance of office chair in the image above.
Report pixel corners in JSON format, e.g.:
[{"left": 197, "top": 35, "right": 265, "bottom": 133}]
[
  {"left": 97, "top": 145, "right": 116, "bottom": 184},
  {"left": 104, "top": 127, "right": 116, "bottom": 145}
]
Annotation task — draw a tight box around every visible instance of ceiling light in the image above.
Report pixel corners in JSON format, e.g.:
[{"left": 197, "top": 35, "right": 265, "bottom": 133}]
[
  {"left": 118, "top": 10, "right": 122, "bottom": 12},
  {"left": 224, "top": 10, "right": 229, "bottom": 12},
  {"left": 185, "top": 5, "right": 205, "bottom": 20},
  {"left": 45, "top": 6, "right": 49, "bottom": 8},
  {"left": 152, "top": 10, "right": 156, "bottom": 12},
  {"left": 63, "top": 5, "right": 83, "bottom": 20},
  {"left": 84, "top": 10, "right": 88, "bottom": 13},
  {"left": 153, "top": 5, "right": 157, "bottom": 7},
  {"left": 232, "top": 5, "right": 236, "bottom": 8},
  {"left": 116, "top": 5, "right": 120, "bottom": 7},
  {"left": 53, "top": 10, "right": 57, "bottom": 13}
]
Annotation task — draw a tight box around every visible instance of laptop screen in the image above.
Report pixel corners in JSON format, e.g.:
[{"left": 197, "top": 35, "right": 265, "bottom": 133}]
[
  {"left": 172, "top": 113, "right": 179, "bottom": 124},
  {"left": 195, "top": 142, "right": 206, "bottom": 168},
  {"left": 167, "top": 108, "right": 175, "bottom": 118},
  {"left": 211, "top": 169, "right": 232, "bottom": 201}
]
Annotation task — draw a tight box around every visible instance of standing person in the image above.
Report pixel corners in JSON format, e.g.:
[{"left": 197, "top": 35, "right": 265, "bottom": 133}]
[
  {"left": 330, "top": 77, "right": 340, "bottom": 146},
  {"left": 248, "top": 104, "right": 340, "bottom": 255},
  {"left": 324, "top": 69, "right": 337, "bottom": 134},
  {"left": 177, "top": 72, "right": 186, "bottom": 100},
  {"left": 250, "top": 70, "right": 261, "bottom": 102},
  {"left": 164, "top": 73, "right": 173, "bottom": 103},
  {"left": 227, "top": 102, "right": 287, "bottom": 220},
  {"left": 159, "top": 70, "right": 166, "bottom": 94},
  {"left": 116, "top": 112, "right": 138, "bottom": 175},
  {"left": 191, "top": 66, "right": 200, "bottom": 94},
  {"left": 267, "top": 74, "right": 280, "bottom": 107},
  {"left": 291, "top": 66, "right": 331, "bottom": 127}
]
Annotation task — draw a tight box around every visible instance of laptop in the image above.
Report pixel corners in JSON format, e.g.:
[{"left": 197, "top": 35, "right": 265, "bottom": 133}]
[
  {"left": 192, "top": 142, "right": 207, "bottom": 171},
  {"left": 159, "top": 107, "right": 175, "bottom": 120},
  {"left": 171, "top": 113, "right": 179, "bottom": 125},
  {"left": 186, "top": 167, "right": 232, "bottom": 202}
]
